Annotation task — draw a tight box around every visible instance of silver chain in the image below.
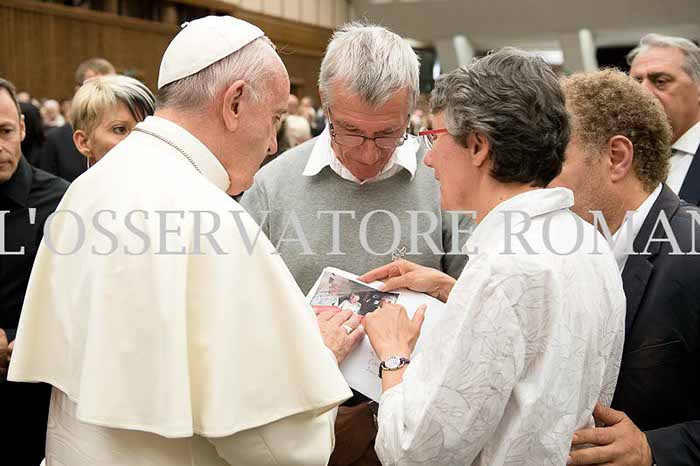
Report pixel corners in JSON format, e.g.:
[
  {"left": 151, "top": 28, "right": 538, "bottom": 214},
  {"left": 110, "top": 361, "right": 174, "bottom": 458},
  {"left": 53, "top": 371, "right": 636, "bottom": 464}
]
[{"left": 132, "top": 127, "right": 202, "bottom": 174}]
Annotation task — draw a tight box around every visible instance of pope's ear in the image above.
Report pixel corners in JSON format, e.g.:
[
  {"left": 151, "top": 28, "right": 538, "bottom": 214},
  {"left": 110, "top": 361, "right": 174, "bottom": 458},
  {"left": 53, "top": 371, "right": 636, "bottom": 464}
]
[{"left": 222, "top": 79, "right": 246, "bottom": 132}]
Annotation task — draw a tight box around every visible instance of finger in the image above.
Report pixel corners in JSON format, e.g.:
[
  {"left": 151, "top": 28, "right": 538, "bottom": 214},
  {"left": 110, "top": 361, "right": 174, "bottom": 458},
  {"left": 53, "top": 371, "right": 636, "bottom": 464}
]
[
  {"left": 567, "top": 444, "right": 616, "bottom": 465},
  {"left": 343, "top": 313, "right": 362, "bottom": 331},
  {"left": 571, "top": 426, "right": 616, "bottom": 446},
  {"left": 379, "top": 275, "right": 415, "bottom": 292},
  {"left": 412, "top": 304, "right": 428, "bottom": 328},
  {"left": 329, "top": 309, "right": 355, "bottom": 326},
  {"left": 357, "top": 263, "right": 398, "bottom": 283},
  {"left": 8, "top": 341, "right": 14, "bottom": 355},
  {"left": 346, "top": 325, "right": 365, "bottom": 348},
  {"left": 592, "top": 404, "right": 626, "bottom": 427},
  {"left": 316, "top": 310, "right": 337, "bottom": 321},
  {"left": 379, "top": 302, "right": 405, "bottom": 313}
]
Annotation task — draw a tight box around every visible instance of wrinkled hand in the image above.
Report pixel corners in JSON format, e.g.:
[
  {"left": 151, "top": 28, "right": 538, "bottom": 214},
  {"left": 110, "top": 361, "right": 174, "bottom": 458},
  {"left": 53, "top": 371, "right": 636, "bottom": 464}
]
[
  {"left": 0, "top": 329, "right": 9, "bottom": 379},
  {"left": 568, "top": 404, "right": 653, "bottom": 466},
  {"left": 363, "top": 303, "right": 426, "bottom": 361},
  {"left": 358, "top": 260, "right": 455, "bottom": 303},
  {"left": 316, "top": 309, "right": 365, "bottom": 364}
]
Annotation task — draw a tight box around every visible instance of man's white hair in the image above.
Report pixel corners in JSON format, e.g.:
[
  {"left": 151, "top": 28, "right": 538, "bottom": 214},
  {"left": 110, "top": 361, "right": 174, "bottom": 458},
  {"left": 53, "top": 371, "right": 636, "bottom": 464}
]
[
  {"left": 319, "top": 22, "right": 420, "bottom": 112},
  {"left": 627, "top": 33, "right": 700, "bottom": 82},
  {"left": 157, "top": 36, "right": 277, "bottom": 112}
]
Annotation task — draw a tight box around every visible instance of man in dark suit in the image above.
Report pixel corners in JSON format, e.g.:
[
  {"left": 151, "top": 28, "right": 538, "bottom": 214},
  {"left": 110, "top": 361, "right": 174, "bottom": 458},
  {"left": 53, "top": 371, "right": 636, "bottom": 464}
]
[
  {"left": 39, "top": 123, "right": 85, "bottom": 181},
  {"left": 1, "top": 78, "right": 68, "bottom": 464},
  {"left": 38, "top": 57, "right": 115, "bottom": 182},
  {"left": 551, "top": 70, "right": 700, "bottom": 466},
  {"left": 629, "top": 34, "right": 700, "bottom": 205}
]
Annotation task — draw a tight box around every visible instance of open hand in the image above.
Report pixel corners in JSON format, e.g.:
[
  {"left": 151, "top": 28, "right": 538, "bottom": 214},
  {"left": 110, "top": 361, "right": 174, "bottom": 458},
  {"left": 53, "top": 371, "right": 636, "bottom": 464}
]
[{"left": 358, "top": 260, "right": 455, "bottom": 303}]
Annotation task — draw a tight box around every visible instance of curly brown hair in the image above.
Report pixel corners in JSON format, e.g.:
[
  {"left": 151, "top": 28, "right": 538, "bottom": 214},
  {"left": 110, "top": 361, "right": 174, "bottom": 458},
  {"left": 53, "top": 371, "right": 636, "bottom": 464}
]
[{"left": 561, "top": 69, "right": 672, "bottom": 193}]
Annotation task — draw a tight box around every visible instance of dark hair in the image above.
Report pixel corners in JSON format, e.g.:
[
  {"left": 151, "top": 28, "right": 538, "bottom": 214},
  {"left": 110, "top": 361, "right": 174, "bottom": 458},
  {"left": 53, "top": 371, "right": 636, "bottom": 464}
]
[
  {"left": 431, "top": 47, "right": 571, "bottom": 187},
  {"left": 0, "top": 77, "right": 21, "bottom": 119},
  {"left": 20, "top": 102, "right": 46, "bottom": 165}
]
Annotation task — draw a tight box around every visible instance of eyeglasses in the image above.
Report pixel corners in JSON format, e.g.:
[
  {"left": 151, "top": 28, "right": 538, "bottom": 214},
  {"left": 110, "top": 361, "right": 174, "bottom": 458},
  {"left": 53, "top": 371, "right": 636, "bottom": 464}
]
[
  {"left": 327, "top": 110, "right": 410, "bottom": 149},
  {"left": 418, "top": 128, "right": 448, "bottom": 150}
]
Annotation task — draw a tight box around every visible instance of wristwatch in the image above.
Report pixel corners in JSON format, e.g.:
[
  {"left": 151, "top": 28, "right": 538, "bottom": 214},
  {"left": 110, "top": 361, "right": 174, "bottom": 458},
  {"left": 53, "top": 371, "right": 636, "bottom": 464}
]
[{"left": 379, "top": 356, "right": 410, "bottom": 378}]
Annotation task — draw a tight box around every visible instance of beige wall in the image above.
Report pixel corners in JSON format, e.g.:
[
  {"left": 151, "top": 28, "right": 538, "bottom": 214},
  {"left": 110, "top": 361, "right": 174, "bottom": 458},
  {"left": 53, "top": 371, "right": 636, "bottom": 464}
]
[{"left": 219, "top": 0, "right": 348, "bottom": 28}]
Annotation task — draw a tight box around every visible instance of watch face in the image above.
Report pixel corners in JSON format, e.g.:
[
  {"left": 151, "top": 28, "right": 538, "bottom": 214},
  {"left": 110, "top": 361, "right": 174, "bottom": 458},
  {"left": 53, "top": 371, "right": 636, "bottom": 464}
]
[{"left": 385, "top": 356, "right": 401, "bottom": 370}]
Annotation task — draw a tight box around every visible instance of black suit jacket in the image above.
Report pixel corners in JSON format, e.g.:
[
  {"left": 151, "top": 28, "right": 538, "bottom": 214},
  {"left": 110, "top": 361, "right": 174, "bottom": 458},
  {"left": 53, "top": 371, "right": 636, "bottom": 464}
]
[
  {"left": 39, "top": 124, "right": 86, "bottom": 182},
  {"left": 611, "top": 184, "right": 700, "bottom": 465},
  {"left": 678, "top": 142, "right": 700, "bottom": 205}
]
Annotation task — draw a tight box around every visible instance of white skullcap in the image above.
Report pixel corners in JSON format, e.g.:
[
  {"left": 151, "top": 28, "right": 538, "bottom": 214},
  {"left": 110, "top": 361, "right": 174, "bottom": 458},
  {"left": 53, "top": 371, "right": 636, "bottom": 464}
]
[{"left": 158, "top": 15, "right": 265, "bottom": 89}]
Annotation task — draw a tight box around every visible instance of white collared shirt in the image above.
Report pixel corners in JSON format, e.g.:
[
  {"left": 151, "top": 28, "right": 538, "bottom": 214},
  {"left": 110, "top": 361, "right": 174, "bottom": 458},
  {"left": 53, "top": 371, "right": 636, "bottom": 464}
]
[
  {"left": 610, "top": 183, "right": 663, "bottom": 272},
  {"left": 302, "top": 126, "right": 419, "bottom": 184},
  {"left": 376, "top": 188, "right": 626, "bottom": 466},
  {"left": 667, "top": 120, "right": 700, "bottom": 194}
]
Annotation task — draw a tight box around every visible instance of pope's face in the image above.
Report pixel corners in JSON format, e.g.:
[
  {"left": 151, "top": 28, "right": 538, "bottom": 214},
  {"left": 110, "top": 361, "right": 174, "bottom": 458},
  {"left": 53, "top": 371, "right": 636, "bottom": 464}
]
[
  {"left": 226, "top": 59, "right": 289, "bottom": 196},
  {"left": 0, "top": 89, "right": 25, "bottom": 184}
]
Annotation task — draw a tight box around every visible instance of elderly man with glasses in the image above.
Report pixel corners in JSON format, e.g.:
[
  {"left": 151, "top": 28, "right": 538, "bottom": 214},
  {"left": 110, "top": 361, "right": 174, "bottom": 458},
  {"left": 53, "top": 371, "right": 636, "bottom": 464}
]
[
  {"left": 240, "top": 21, "right": 469, "bottom": 465},
  {"left": 241, "top": 22, "right": 468, "bottom": 295}
]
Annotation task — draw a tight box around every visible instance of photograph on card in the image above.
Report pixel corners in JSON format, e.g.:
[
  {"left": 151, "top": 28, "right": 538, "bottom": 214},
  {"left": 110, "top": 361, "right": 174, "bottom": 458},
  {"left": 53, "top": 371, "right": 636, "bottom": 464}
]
[{"left": 309, "top": 270, "right": 399, "bottom": 316}]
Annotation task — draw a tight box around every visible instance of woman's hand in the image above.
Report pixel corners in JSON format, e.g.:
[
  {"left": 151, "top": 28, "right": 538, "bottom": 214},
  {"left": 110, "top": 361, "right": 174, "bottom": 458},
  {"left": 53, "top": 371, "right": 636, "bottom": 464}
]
[
  {"left": 358, "top": 260, "right": 456, "bottom": 303},
  {"left": 363, "top": 303, "right": 426, "bottom": 362}
]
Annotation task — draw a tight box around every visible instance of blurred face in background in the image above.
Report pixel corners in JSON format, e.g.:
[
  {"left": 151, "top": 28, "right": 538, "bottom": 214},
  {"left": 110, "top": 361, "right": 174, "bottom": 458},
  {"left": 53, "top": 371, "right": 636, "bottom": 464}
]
[
  {"left": 0, "top": 89, "right": 26, "bottom": 183},
  {"left": 630, "top": 47, "right": 700, "bottom": 142},
  {"left": 73, "top": 102, "right": 138, "bottom": 167}
]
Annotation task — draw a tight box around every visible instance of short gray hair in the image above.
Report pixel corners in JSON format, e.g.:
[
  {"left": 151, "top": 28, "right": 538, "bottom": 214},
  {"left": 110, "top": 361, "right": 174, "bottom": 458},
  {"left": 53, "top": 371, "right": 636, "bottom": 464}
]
[
  {"left": 431, "top": 47, "right": 570, "bottom": 188},
  {"left": 157, "top": 36, "right": 277, "bottom": 112},
  {"left": 319, "top": 22, "right": 420, "bottom": 111},
  {"left": 71, "top": 75, "right": 155, "bottom": 134},
  {"left": 627, "top": 33, "right": 700, "bottom": 82}
]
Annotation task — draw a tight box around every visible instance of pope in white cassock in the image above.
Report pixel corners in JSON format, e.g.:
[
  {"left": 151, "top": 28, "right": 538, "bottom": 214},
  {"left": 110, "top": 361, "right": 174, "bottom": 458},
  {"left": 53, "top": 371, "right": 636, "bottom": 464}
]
[{"left": 8, "top": 16, "right": 365, "bottom": 465}]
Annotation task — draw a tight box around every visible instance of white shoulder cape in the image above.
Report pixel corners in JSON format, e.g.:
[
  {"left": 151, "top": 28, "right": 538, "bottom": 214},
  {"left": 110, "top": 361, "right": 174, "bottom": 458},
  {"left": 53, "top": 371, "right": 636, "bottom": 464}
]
[{"left": 9, "top": 124, "right": 351, "bottom": 438}]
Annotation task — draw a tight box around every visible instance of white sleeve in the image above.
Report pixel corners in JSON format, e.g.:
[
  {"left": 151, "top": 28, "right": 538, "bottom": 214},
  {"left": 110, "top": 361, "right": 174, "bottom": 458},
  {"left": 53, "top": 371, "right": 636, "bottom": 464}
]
[
  {"left": 375, "top": 274, "right": 526, "bottom": 465},
  {"left": 208, "top": 408, "right": 338, "bottom": 465}
]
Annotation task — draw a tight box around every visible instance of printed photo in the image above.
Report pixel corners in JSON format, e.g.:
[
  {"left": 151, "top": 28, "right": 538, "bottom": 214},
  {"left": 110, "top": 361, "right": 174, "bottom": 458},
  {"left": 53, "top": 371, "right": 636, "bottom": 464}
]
[{"left": 310, "top": 271, "right": 399, "bottom": 316}]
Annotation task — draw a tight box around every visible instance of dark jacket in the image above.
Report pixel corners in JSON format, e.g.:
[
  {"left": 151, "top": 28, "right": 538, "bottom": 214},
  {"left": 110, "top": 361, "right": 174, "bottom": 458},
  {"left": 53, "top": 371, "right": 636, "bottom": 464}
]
[
  {"left": 612, "top": 184, "right": 700, "bottom": 465},
  {"left": 39, "top": 124, "right": 86, "bottom": 182},
  {"left": 678, "top": 142, "right": 700, "bottom": 206}
]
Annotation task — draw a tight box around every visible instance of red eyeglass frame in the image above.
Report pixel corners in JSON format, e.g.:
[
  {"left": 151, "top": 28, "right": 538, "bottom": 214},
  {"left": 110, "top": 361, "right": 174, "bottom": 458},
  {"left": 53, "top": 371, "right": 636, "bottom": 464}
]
[{"left": 418, "top": 128, "right": 448, "bottom": 137}]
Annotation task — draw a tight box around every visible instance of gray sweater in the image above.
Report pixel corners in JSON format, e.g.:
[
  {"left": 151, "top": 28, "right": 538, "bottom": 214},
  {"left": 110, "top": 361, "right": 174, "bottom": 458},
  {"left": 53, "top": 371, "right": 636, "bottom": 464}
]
[{"left": 240, "top": 137, "right": 469, "bottom": 294}]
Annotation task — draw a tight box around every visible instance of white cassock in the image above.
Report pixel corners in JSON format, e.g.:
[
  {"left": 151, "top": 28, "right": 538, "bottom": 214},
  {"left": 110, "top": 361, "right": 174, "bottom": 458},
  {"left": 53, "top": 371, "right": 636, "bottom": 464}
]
[
  {"left": 8, "top": 115, "right": 352, "bottom": 465},
  {"left": 375, "top": 188, "right": 626, "bottom": 465}
]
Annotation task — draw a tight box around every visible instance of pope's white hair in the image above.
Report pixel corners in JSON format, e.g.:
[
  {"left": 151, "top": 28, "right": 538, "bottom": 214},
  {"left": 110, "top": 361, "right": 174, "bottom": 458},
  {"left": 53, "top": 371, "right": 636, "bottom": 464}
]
[
  {"left": 157, "top": 36, "right": 278, "bottom": 112},
  {"left": 627, "top": 33, "right": 700, "bottom": 82},
  {"left": 319, "top": 22, "right": 420, "bottom": 111}
]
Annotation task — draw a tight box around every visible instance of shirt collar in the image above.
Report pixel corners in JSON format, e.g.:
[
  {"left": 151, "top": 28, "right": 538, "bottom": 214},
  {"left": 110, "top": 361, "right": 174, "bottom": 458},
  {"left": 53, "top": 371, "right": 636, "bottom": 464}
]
[
  {"left": 136, "top": 116, "right": 230, "bottom": 192},
  {"left": 672, "top": 120, "right": 700, "bottom": 156},
  {"left": 302, "top": 126, "right": 419, "bottom": 181},
  {"left": 0, "top": 156, "right": 32, "bottom": 207},
  {"left": 611, "top": 183, "right": 663, "bottom": 271},
  {"left": 464, "top": 187, "right": 575, "bottom": 253}
]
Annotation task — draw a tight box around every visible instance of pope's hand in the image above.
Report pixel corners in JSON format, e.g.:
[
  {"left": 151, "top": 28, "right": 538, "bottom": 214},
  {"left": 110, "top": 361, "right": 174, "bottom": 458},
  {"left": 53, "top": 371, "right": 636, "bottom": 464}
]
[
  {"left": 568, "top": 404, "right": 653, "bottom": 466},
  {"left": 0, "top": 329, "right": 9, "bottom": 379},
  {"left": 316, "top": 309, "right": 365, "bottom": 364},
  {"left": 358, "top": 259, "right": 455, "bottom": 303}
]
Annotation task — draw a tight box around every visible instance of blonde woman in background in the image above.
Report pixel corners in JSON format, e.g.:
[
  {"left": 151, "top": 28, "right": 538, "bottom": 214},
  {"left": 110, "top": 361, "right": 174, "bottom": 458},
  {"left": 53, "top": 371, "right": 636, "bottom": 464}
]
[{"left": 71, "top": 75, "right": 155, "bottom": 167}]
